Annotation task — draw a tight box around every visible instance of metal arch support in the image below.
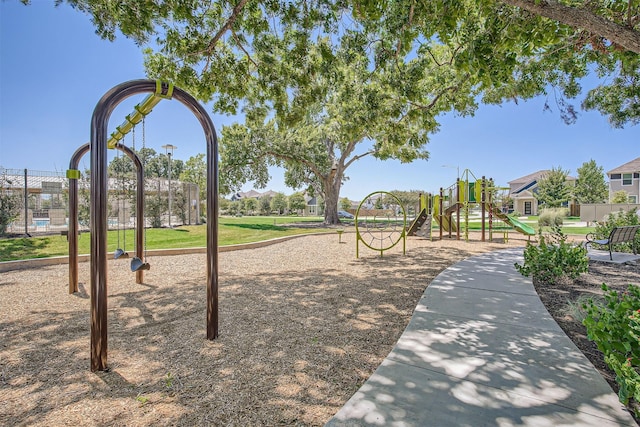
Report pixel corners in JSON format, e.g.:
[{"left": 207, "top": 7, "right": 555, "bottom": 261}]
[
  {"left": 89, "top": 79, "right": 219, "bottom": 372},
  {"left": 67, "top": 142, "right": 146, "bottom": 294}
]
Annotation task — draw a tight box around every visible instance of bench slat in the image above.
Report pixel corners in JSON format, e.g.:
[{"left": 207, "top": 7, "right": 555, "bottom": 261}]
[{"left": 585, "top": 225, "right": 640, "bottom": 260}]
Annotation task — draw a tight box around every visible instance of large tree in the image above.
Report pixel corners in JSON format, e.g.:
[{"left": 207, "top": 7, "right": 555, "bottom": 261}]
[
  {"left": 536, "top": 166, "right": 572, "bottom": 208},
  {"left": 49, "top": 0, "right": 640, "bottom": 126},
  {"left": 219, "top": 34, "right": 475, "bottom": 223},
  {"left": 41, "top": 0, "right": 639, "bottom": 221},
  {"left": 574, "top": 159, "right": 608, "bottom": 204}
]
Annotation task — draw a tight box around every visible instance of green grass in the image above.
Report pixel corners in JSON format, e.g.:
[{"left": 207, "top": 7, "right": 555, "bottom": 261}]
[{"left": 0, "top": 216, "right": 329, "bottom": 262}]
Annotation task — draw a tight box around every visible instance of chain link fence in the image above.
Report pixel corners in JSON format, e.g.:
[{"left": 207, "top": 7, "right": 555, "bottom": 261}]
[{"left": 1, "top": 167, "right": 200, "bottom": 236}]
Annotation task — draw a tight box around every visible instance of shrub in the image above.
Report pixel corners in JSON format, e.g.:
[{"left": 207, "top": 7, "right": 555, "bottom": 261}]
[
  {"left": 0, "top": 188, "right": 22, "bottom": 237},
  {"left": 538, "top": 207, "right": 568, "bottom": 227},
  {"left": 514, "top": 225, "right": 588, "bottom": 284},
  {"left": 592, "top": 208, "right": 640, "bottom": 254},
  {"left": 583, "top": 284, "right": 640, "bottom": 416}
]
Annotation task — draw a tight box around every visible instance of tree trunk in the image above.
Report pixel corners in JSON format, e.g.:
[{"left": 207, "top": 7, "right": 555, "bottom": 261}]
[{"left": 322, "top": 171, "right": 343, "bottom": 225}]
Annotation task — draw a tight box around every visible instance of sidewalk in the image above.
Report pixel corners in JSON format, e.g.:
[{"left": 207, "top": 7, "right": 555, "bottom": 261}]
[{"left": 326, "top": 248, "right": 637, "bottom": 426}]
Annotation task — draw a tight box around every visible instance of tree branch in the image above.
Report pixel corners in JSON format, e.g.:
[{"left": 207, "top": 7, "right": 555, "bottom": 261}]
[
  {"left": 232, "top": 29, "right": 258, "bottom": 67},
  {"left": 344, "top": 150, "right": 375, "bottom": 169},
  {"left": 206, "top": 0, "right": 250, "bottom": 54},
  {"left": 501, "top": 0, "right": 640, "bottom": 54}
]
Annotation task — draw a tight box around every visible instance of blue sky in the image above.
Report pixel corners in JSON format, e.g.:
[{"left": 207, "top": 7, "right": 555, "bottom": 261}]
[{"left": 1, "top": 2, "right": 638, "bottom": 202}]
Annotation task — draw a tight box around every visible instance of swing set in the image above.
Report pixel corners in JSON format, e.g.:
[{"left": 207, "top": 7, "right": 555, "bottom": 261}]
[
  {"left": 67, "top": 141, "right": 145, "bottom": 291},
  {"left": 71, "top": 80, "right": 219, "bottom": 372}
]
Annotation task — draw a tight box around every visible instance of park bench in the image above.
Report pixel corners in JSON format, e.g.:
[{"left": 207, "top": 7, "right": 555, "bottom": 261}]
[{"left": 585, "top": 225, "right": 640, "bottom": 260}]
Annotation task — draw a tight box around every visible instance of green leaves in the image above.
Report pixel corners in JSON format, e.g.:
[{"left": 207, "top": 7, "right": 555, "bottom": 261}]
[
  {"left": 535, "top": 166, "right": 572, "bottom": 208},
  {"left": 574, "top": 159, "right": 608, "bottom": 204},
  {"left": 583, "top": 284, "right": 640, "bottom": 412},
  {"left": 514, "top": 225, "right": 588, "bottom": 284}
]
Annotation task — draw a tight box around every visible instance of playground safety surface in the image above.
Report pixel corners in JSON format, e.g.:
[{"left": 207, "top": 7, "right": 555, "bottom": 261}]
[{"left": 1, "top": 232, "right": 638, "bottom": 425}]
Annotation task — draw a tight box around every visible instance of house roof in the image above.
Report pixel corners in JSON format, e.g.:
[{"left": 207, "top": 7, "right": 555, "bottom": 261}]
[
  {"left": 512, "top": 190, "right": 535, "bottom": 199},
  {"left": 508, "top": 170, "right": 549, "bottom": 185},
  {"left": 608, "top": 157, "right": 640, "bottom": 175},
  {"left": 508, "top": 170, "right": 576, "bottom": 195}
]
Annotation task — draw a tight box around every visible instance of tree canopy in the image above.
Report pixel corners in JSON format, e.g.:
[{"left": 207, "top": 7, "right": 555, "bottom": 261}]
[
  {"left": 38, "top": 0, "right": 640, "bottom": 221},
  {"left": 536, "top": 166, "right": 572, "bottom": 208},
  {"left": 51, "top": 0, "right": 639, "bottom": 127},
  {"left": 574, "top": 159, "right": 608, "bottom": 204}
]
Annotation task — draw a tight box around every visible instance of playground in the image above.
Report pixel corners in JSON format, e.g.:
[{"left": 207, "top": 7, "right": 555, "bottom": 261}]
[{"left": 0, "top": 232, "right": 530, "bottom": 426}]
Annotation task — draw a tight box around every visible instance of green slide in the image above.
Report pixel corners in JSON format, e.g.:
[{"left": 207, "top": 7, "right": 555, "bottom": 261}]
[{"left": 492, "top": 207, "right": 536, "bottom": 236}]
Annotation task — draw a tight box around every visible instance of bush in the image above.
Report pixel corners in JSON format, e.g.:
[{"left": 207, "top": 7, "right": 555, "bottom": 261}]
[
  {"left": 0, "top": 175, "right": 23, "bottom": 236},
  {"left": 538, "top": 208, "right": 568, "bottom": 227},
  {"left": 514, "top": 225, "right": 588, "bottom": 284},
  {"left": 583, "top": 284, "right": 640, "bottom": 416},
  {"left": 592, "top": 208, "right": 640, "bottom": 254}
]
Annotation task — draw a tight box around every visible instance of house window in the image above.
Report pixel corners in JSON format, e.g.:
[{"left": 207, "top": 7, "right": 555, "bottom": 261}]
[
  {"left": 630, "top": 195, "right": 638, "bottom": 204},
  {"left": 524, "top": 201, "right": 532, "bottom": 215},
  {"left": 623, "top": 173, "right": 633, "bottom": 185},
  {"left": 611, "top": 173, "right": 622, "bottom": 179}
]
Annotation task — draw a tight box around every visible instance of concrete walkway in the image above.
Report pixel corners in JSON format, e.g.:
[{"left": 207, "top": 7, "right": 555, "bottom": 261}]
[{"left": 326, "top": 248, "right": 637, "bottom": 426}]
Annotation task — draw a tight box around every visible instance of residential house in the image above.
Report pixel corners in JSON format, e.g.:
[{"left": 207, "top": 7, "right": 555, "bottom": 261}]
[
  {"left": 508, "top": 170, "right": 576, "bottom": 216},
  {"left": 607, "top": 157, "right": 640, "bottom": 203}
]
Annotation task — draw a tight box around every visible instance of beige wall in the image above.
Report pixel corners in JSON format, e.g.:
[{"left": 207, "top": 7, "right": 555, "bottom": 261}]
[{"left": 580, "top": 203, "right": 640, "bottom": 223}]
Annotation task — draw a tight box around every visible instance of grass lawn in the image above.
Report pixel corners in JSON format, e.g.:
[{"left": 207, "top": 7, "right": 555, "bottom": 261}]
[{"left": 0, "top": 216, "right": 329, "bottom": 262}]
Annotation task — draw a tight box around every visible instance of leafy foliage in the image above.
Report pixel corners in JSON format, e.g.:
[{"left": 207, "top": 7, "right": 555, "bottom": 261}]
[
  {"left": 288, "top": 192, "right": 306, "bottom": 214},
  {"left": 538, "top": 207, "right": 568, "bottom": 227},
  {"left": 612, "top": 190, "right": 631, "bottom": 204},
  {"left": 535, "top": 167, "right": 572, "bottom": 208},
  {"left": 41, "top": 0, "right": 640, "bottom": 223},
  {"left": 339, "top": 197, "right": 352, "bottom": 211},
  {"left": 259, "top": 195, "right": 272, "bottom": 215},
  {"left": 40, "top": 0, "right": 639, "bottom": 128},
  {"left": 179, "top": 153, "right": 207, "bottom": 202},
  {"left": 583, "top": 284, "right": 640, "bottom": 415},
  {"left": 270, "top": 192, "right": 288, "bottom": 215},
  {"left": 515, "top": 225, "right": 588, "bottom": 284},
  {"left": 591, "top": 208, "right": 640, "bottom": 254},
  {"left": 574, "top": 159, "right": 608, "bottom": 204},
  {"left": 0, "top": 174, "right": 22, "bottom": 236}
]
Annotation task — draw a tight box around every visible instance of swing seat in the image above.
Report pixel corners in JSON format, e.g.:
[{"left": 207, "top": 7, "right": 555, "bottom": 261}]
[
  {"left": 114, "top": 248, "right": 129, "bottom": 259},
  {"left": 131, "top": 257, "right": 150, "bottom": 271}
]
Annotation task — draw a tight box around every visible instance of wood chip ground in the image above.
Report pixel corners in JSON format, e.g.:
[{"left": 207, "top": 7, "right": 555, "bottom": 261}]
[{"left": 1, "top": 232, "right": 528, "bottom": 426}]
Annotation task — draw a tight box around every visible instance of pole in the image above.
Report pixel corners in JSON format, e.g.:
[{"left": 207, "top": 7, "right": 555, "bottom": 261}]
[
  {"left": 188, "top": 183, "right": 192, "bottom": 225},
  {"left": 23, "top": 169, "right": 29, "bottom": 236},
  {"left": 168, "top": 152, "right": 172, "bottom": 228},
  {"left": 481, "top": 176, "right": 486, "bottom": 242},
  {"left": 162, "top": 144, "right": 177, "bottom": 228}
]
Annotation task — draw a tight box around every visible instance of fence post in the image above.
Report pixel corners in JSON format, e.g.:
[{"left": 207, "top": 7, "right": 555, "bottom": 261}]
[{"left": 23, "top": 168, "right": 29, "bottom": 236}]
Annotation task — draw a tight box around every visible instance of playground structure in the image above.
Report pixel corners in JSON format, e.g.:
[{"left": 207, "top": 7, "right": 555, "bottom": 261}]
[
  {"left": 406, "top": 169, "right": 535, "bottom": 242},
  {"left": 85, "top": 79, "right": 219, "bottom": 372},
  {"left": 67, "top": 142, "right": 146, "bottom": 294},
  {"left": 355, "top": 191, "right": 407, "bottom": 257}
]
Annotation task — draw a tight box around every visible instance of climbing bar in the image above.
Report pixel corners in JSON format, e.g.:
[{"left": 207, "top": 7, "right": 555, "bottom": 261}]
[{"left": 106, "top": 81, "right": 174, "bottom": 149}]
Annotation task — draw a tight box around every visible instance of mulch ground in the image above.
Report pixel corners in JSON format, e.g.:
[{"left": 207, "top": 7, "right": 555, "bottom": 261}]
[
  {"left": 2, "top": 231, "right": 638, "bottom": 426},
  {"left": 1, "top": 231, "right": 527, "bottom": 426}
]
